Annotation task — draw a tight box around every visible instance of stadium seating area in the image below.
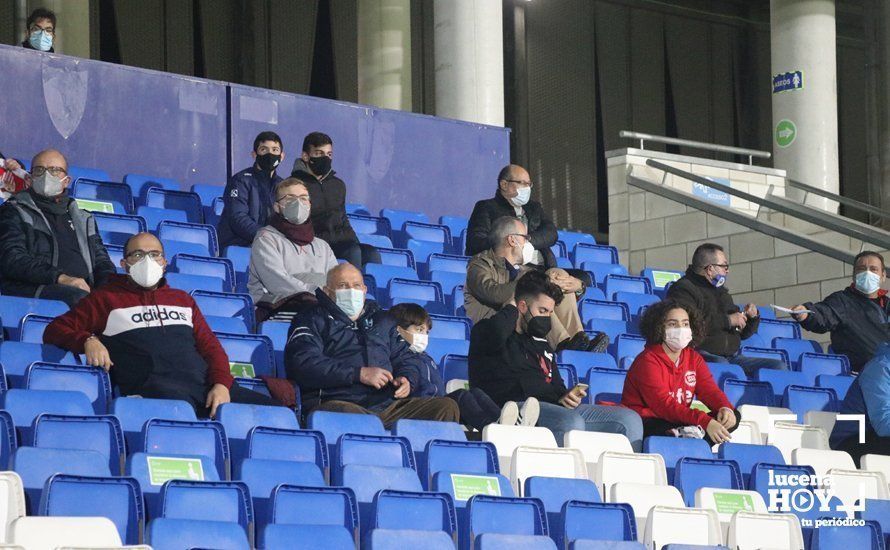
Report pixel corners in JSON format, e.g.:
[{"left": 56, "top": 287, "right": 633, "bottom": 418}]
[{"left": 0, "top": 164, "right": 887, "bottom": 550}]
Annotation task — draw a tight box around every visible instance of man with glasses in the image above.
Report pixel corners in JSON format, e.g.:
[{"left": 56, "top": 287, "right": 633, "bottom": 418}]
[
  {"left": 790, "top": 251, "right": 890, "bottom": 373},
  {"left": 668, "top": 243, "right": 786, "bottom": 375},
  {"left": 248, "top": 178, "right": 338, "bottom": 321},
  {"left": 21, "top": 8, "right": 56, "bottom": 52},
  {"left": 0, "top": 148, "right": 115, "bottom": 306},
  {"left": 44, "top": 232, "right": 280, "bottom": 418},
  {"left": 465, "top": 216, "right": 593, "bottom": 351}
]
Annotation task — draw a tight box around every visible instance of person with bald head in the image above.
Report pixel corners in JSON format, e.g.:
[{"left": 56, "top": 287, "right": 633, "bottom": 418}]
[
  {"left": 285, "top": 263, "right": 460, "bottom": 426},
  {"left": 0, "top": 148, "right": 115, "bottom": 306},
  {"left": 44, "top": 232, "right": 279, "bottom": 417}
]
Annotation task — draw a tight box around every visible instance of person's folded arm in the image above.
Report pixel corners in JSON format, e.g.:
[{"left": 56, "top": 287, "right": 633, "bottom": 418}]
[
  {"left": 466, "top": 260, "right": 516, "bottom": 310},
  {"left": 469, "top": 305, "right": 521, "bottom": 356},
  {"left": 284, "top": 316, "right": 360, "bottom": 388},
  {"left": 43, "top": 291, "right": 110, "bottom": 353}
]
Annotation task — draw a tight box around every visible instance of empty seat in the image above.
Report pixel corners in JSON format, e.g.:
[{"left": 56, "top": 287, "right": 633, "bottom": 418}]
[
  {"left": 216, "top": 333, "right": 277, "bottom": 378},
  {"left": 308, "top": 410, "right": 386, "bottom": 458},
  {"left": 564, "top": 431, "right": 633, "bottom": 477},
  {"left": 757, "top": 318, "right": 801, "bottom": 342},
  {"left": 93, "top": 211, "right": 145, "bottom": 243},
  {"left": 560, "top": 351, "right": 618, "bottom": 371},
  {"left": 0, "top": 296, "right": 69, "bottom": 340},
  {"left": 717, "top": 442, "right": 784, "bottom": 486},
  {"left": 173, "top": 254, "right": 235, "bottom": 291},
  {"left": 426, "top": 338, "right": 470, "bottom": 364},
  {"left": 799, "top": 353, "right": 850, "bottom": 382},
  {"left": 158, "top": 220, "right": 218, "bottom": 256},
  {"left": 773, "top": 338, "right": 822, "bottom": 367},
  {"left": 563, "top": 501, "right": 637, "bottom": 548},
  {"left": 269, "top": 485, "right": 359, "bottom": 547},
  {"left": 145, "top": 187, "right": 203, "bottom": 223},
  {"left": 640, "top": 268, "right": 682, "bottom": 296},
  {"left": 609, "top": 483, "right": 684, "bottom": 541},
  {"left": 673, "top": 458, "right": 743, "bottom": 507},
  {"left": 191, "top": 183, "right": 223, "bottom": 207},
  {"left": 389, "top": 279, "right": 447, "bottom": 313},
  {"left": 0, "top": 389, "right": 93, "bottom": 444},
  {"left": 791, "top": 448, "right": 855, "bottom": 478},
  {"left": 825, "top": 469, "right": 890, "bottom": 509},
  {"left": 41, "top": 474, "right": 143, "bottom": 545},
  {"left": 613, "top": 335, "right": 646, "bottom": 364},
  {"left": 858, "top": 498, "right": 890, "bottom": 547},
  {"left": 341, "top": 464, "right": 423, "bottom": 536},
  {"left": 430, "top": 315, "right": 472, "bottom": 340},
  {"left": 861, "top": 454, "right": 890, "bottom": 488},
  {"left": 573, "top": 243, "right": 618, "bottom": 266},
  {"left": 165, "top": 271, "right": 224, "bottom": 293},
  {"left": 333, "top": 434, "right": 415, "bottom": 486},
  {"left": 770, "top": 422, "right": 829, "bottom": 463},
  {"left": 817, "top": 374, "right": 855, "bottom": 399},
  {"left": 595, "top": 452, "right": 667, "bottom": 498},
  {"left": 136, "top": 205, "right": 187, "bottom": 230},
  {"left": 246, "top": 426, "right": 327, "bottom": 470},
  {"left": 694, "top": 487, "right": 767, "bottom": 539},
  {"left": 0, "top": 342, "right": 78, "bottom": 388},
  {"left": 558, "top": 231, "right": 597, "bottom": 252},
  {"left": 349, "top": 213, "right": 393, "bottom": 237},
  {"left": 142, "top": 419, "right": 229, "bottom": 480},
  {"left": 375, "top": 246, "right": 413, "bottom": 267},
  {"left": 381, "top": 208, "right": 429, "bottom": 232},
  {"left": 722, "top": 379, "right": 775, "bottom": 407},
  {"left": 17, "top": 314, "right": 55, "bottom": 344},
  {"left": 126, "top": 452, "right": 220, "bottom": 519},
  {"left": 604, "top": 275, "right": 652, "bottom": 298},
  {"left": 475, "top": 533, "right": 556, "bottom": 549},
  {"left": 393, "top": 419, "right": 465, "bottom": 484},
  {"left": 425, "top": 441, "right": 499, "bottom": 489},
  {"left": 740, "top": 346, "right": 790, "bottom": 369},
  {"left": 612, "top": 292, "right": 659, "bottom": 318},
  {"left": 465, "top": 495, "right": 548, "bottom": 550},
  {"left": 441, "top": 354, "right": 469, "bottom": 385},
  {"left": 642, "top": 437, "right": 712, "bottom": 484},
  {"left": 811, "top": 522, "right": 884, "bottom": 550},
  {"left": 580, "top": 300, "right": 629, "bottom": 322},
  {"left": 726, "top": 511, "right": 805, "bottom": 550},
  {"left": 482, "top": 425, "right": 557, "bottom": 475},
  {"left": 584, "top": 319, "right": 629, "bottom": 341},
  {"left": 238, "top": 457, "right": 325, "bottom": 532},
  {"left": 706, "top": 362, "right": 746, "bottom": 389},
  {"left": 373, "top": 489, "right": 457, "bottom": 541},
  {"left": 511, "top": 447, "right": 588, "bottom": 496},
  {"left": 111, "top": 396, "right": 198, "bottom": 453},
  {"left": 582, "top": 370, "right": 627, "bottom": 404},
  {"left": 365, "top": 264, "right": 419, "bottom": 298},
  {"left": 428, "top": 253, "right": 470, "bottom": 274},
  {"left": 124, "top": 173, "right": 179, "bottom": 198},
  {"left": 757, "top": 369, "right": 810, "bottom": 403},
  {"left": 71, "top": 179, "right": 133, "bottom": 214},
  {"left": 206, "top": 315, "right": 250, "bottom": 334},
  {"left": 160, "top": 479, "right": 252, "bottom": 540},
  {"left": 25, "top": 362, "right": 112, "bottom": 414},
  {"left": 783, "top": 385, "right": 838, "bottom": 423},
  {"left": 643, "top": 506, "right": 723, "bottom": 549},
  {"left": 217, "top": 403, "right": 299, "bottom": 467},
  {"left": 525, "top": 477, "right": 601, "bottom": 548},
  {"left": 13, "top": 447, "right": 110, "bottom": 513},
  {"left": 9, "top": 516, "right": 123, "bottom": 548},
  {"left": 368, "top": 528, "right": 456, "bottom": 550},
  {"left": 33, "top": 414, "right": 125, "bottom": 475},
  {"left": 403, "top": 221, "right": 451, "bottom": 247},
  {"left": 0, "top": 472, "right": 25, "bottom": 543},
  {"left": 750, "top": 462, "right": 816, "bottom": 507},
  {"left": 146, "top": 517, "right": 249, "bottom": 550}
]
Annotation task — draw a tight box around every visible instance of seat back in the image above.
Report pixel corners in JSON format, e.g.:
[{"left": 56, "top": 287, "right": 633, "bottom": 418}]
[
  {"left": 563, "top": 500, "right": 636, "bottom": 547},
  {"left": 811, "top": 522, "right": 884, "bottom": 550},
  {"left": 564, "top": 430, "right": 633, "bottom": 476},
  {"left": 643, "top": 506, "right": 722, "bottom": 549},
  {"left": 426, "top": 441, "right": 500, "bottom": 490},
  {"left": 173, "top": 255, "right": 235, "bottom": 291},
  {"left": 595, "top": 452, "right": 667, "bottom": 498},
  {"left": 160, "top": 479, "right": 252, "bottom": 535},
  {"left": 706, "top": 362, "right": 746, "bottom": 389},
  {"left": 334, "top": 434, "right": 415, "bottom": 485},
  {"left": 580, "top": 300, "right": 629, "bottom": 322},
  {"left": 246, "top": 426, "right": 327, "bottom": 470},
  {"left": 9, "top": 516, "right": 122, "bottom": 547},
  {"left": 642, "top": 437, "right": 712, "bottom": 484},
  {"left": 41, "top": 474, "right": 143, "bottom": 545},
  {"left": 216, "top": 403, "right": 299, "bottom": 467},
  {"left": 146, "top": 517, "right": 249, "bottom": 550},
  {"left": 772, "top": 338, "right": 821, "bottom": 366},
  {"left": 12, "top": 447, "right": 110, "bottom": 513},
  {"left": 525, "top": 477, "right": 600, "bottom": 548},
  {"left": 158, "top": 220, "right": 218, "bottom": 256},
  {"left": 33, "top": 414, "right": 125, "bottom": 475},
  {"left": 17, "top": 314, "right": 55, "bottom": 344},
  {"left": 145, "top": 188, "right": 203, "bottom": 223},
  {"left": 111, "top": 396, "right": 197, "bottom": 453},
  {"left": 726, "top": 511, "right": 805, "bottom": 550},
  {"left": 757, "top": 369, "right": 810, "bottom": 403},
  {"left": 584, "top": 367, "right": 627, "bottom": 405},
  {"left": 722, "top": 379, "right": 775, "bottom": 407},
  {"left": 825, "top": 469, "right": 890, "bottom": 509},
  {"left": 238, "top": 458, "right": 325, "bottom": 531},
  {"left": 694, "top": 487, "right": 767, "bottom": 539},
  {"left": 510, "top": 447, "right": 588, "bottom": 496},
  {"left": 429, "top": 315, "right": 472, "bottom": 340},
  {"left": 673, "top": 457, "right": 743, "bottom": 507},
  {"left": 0, "top": 411, "right": 18, "bottom": 470},
  {"left": 783, "top": 385, "right": 838, "bottom": 423},
  {"left": 215, "top": 333, "right": 277, "bottom": 378},
  {"left": 137, "top": 205, "right": 187, "bottom": 230},
  {"left": 190, "top": 183, "right": 223, "bottom": 206},
  {"left": 467, "top": 495, "right": 548, "bottom": 539},
  {"left": 718, "top": 442, "right": 784, "bottom": 486},
  {"left": 573, "top": 243, "right": 618, "bottom": 266},
  {"left": 770, "top": 422, "right": 830, "bottom": 463},
  {"left": 271, "top": 484, "right": 359, "bottom": 545},
  {"left": 757, "top": 319, "right": 801, "bottom": 341},
  {"left": 560, "top": 351, "right": 617, "bottom": 371},
  {"left": 800, "top": 353, "right": 851, "bottom": 381},
  {"left": 0, "top": 296, "right": 69, "bottom": 341},
  {"left": 24, "top": 362, "right": 111, "bottom": 414},
  {"left": 740, "top": 346, "right": 790, "bottom": 368},
  {"left": 72, "top": 179, "right": 133, "bottom": 214},
  {"left": 482, "top": 425, "right": 558, "bottom": 475},
  {"left": 0, "top": 389, "right": 93, "bottom": 444},
  {"left": 750, "top": 462, "right": 816, "bottom": 507},
  {"left": 604, "top": 275, "right": 652, "bottom": 298},
  {"left": 381, "top": 208, "right": 429, "bottom": 232},
  {"left": 308, "top": 411, "right": 386, "bottom": 458},
  {"left": 0, "top": 471, "right": 25, "bottom": 543},
  {"left": 374, "top": 489, "right": 456, "bottom": 535},
  {"left": 0, "top": 342, "right": 78, "bottom": 388},
  {"left": 791, "top": 448, "right": 855, "bottom": 478},
  {"left": 614, "top": 334, "right": 646, "bottom": 364},
  {"left": 609, "top": 482, "right": 684, "bottom": 539},
  {"left": 142, "top": 419, "right": 229, "bottom": 480}
]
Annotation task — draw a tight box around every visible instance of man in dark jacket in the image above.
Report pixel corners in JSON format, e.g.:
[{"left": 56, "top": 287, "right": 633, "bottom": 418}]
[
  {"left": 44, "top": 232, "right": 278, "bottom": 417},
  {"left": 791, "top": 251, "right": 890, "bottom": 373},
  {"left": 291, "top": 132, "right": 379, "bottom": 268},
  {"left": 0, "top": 149, "right": 115, "bottom": 306},
  {"left": 668, "top": 243, "right": 786, "bottom": 376},
  {"left": 285, "top": 263, "right": 458, "bottom": 427},
  {"left": 217, "top": 131, "right": 285, "bottom": 249},
  {"left": 21, "top": 8, "right": 56, "bottom": 52},
  {"left": 469, "top": 270, "right": 643, "bottom": 448}
]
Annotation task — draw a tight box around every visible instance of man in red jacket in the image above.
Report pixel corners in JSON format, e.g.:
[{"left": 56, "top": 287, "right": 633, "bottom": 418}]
[
  {"left": 44, "top": 232, "right": 279, "bottom": 417},
  {"left": 622, "top": 299, "right": 740, "bottom": 446}
]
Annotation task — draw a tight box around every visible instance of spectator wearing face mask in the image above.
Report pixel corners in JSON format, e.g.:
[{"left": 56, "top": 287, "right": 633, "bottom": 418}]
[
  {"left": 0, "top": 148, "right": 115, "bottom": 306},
  {"left": 790, "top": 251, "right": 890, "bottom": 373},
  {"left": 43, "top": 232, "right": 279, "bottom": 418},
  {"left": 388, "top": 302, "right": 540, "bottom": 430},
  {"left": 218, "top": 131, "right": 286, "bottom": 249},
  {"left": 622, "top": 300, "right": 740, "bottom": 447},
  {"left": 248, "top": 178, "right": 338, "bottom": 321},
  {"left": 291, "top": 132, "right": 380, "bottom": 269},
  {"left": 22, "top": 8, "right": 56, "bottom": 53}
]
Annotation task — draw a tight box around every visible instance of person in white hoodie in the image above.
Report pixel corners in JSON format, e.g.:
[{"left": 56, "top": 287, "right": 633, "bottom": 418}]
[{"left": 248, "top": 178, "right": 338, "bottom": 320}]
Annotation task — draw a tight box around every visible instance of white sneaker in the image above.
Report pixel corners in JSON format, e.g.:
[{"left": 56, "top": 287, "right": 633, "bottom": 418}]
[
  {"left": 498, "top": 401, "right": 519, "bottom": 426},
  {"left": 519, "top": 398, "right": 540, "bottom": 427}
]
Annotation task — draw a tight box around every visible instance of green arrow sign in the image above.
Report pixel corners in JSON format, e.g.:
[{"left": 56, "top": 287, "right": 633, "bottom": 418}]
[{"left": 775, "top": 119, "right": 797, "bottom": 148}]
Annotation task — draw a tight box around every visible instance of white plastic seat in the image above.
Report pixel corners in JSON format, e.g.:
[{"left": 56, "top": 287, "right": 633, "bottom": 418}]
[
  {"left": 564, "top": 430, "right": 633, "bottom": 480},
  {"left": 727, "top": 511, "right": 805, "bottom": 550},
  {"left": 510, "top": 446, "right": 588, "bottom": 496},
  {"left": 0, "top": 472, "right": 25, "bottom": 543},
  {"left": 861, "top": 454, "right": 890, "bottom": 490},
  {"left": 609, "top": 482, "right": 684, "bottom": 541},
  {"left": 791, "top": 448, "right": 855, "bottom": 479},
  {"left": 694, "top": 487, "right": 767, "bottom": 539},
  {"left": 445, "top": 379, "right": 468, "bottom": 394},
  {"left": 595, "top": 452, "right": 666, "bottom": 499},
  {"left": 804, "top": 411, "right": 837, "bottom": 437},
  {"left": 710, "top": 420, "right": 761, "bottom": 452},
  {"left": 737, "top": 405, "right": 796, "bottom": 444},
  {"left": 769, "top": 422, "right": 829, "bottom": 463},
  {"left": 8, "top": 517, "right": 122, "bottom": 549},
  {"left": 482, "top": 424, "right": 557, "bottom": 474},
  {"left": 643, "top": 505, "right": 722, "bottom": 549},
  {"left": 825, "top": 468, "right": 890, "bottom": 510}
]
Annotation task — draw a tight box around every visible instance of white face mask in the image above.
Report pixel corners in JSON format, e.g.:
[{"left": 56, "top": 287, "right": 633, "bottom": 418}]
[
  {"left": 129, "top": 256, "right": 165, "bottom": 288},
  {"left": 409, "top": 332, "right": 428, "bottom": 354},
  {"left": 855, "top": 270, "right": 882, "bottom": 295},
  {"left": 510, "top": 186, "right": 531, "bottom": 207},
  {"left": 31, "top": 172, "right": 66, "bottom": 197},
  {"left": 282, "top": 199, "right": 310, "bottom": 225},
  {"left": 664, "top": 326, "right": 693, "bottom": 352},
  {"left": 334, "top": 288, "right": 365, "bottom": 319},
  {"left": 520, "top": 240, "right": 536, "bottom": 265}
]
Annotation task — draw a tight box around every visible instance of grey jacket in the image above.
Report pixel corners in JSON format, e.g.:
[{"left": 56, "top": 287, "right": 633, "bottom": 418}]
[{"left": 247, "top": 225, "right": 338, "bottom": 305}]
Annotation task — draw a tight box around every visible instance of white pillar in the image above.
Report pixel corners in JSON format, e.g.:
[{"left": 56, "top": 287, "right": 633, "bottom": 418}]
[
  {"left": 433, "top": 0, "right": 504, "bottom": 126},
  {"left": 770, "top": 0, "right": 839, "bottom": 211},
  {"left": 357, "top": 0, "right": 412, "bottom": 111}
]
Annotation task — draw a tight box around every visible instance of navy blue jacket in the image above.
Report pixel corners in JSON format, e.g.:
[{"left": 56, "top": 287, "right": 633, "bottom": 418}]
[
  {"left": 217, "top": 166, "right": 282, "bottom": 249},
  {"left": 285, "top": 289, "right": 423, "bottom": 411},
  {"left": 829, "top": 342, "right": 890, "bottom": 447}
]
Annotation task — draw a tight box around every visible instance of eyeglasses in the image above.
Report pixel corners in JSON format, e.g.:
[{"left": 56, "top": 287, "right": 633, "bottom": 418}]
[
  {"left": 710, "top": 263, "right": 730, "bottom": 271},
  {"left": 31, "top": 166, "right": 67, "bottom": 177},
  {"left": 510, "top": 233, "right": 530, "bottom": 240},
  {"left": 277, "top": 194, "right": 310, "bottom": 205},
  {"left": 125, "top": 250, "right": 164, "bottom": 261},
  {"left": 29, "top": 24, "right": 54, "bottom": 35},
  {"left": 505, "top": 179, "right": 534, "bottom": 188}
]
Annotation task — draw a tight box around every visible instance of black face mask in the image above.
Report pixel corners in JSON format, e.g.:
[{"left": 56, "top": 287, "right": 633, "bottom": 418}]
[
  {"left": 256, "top": 153, "right": 281, "bottom": 173},
  {"left": 524, "top": 311, "right": 551, "bottom": 339},
  {"left": 308, "top": 155, "right": 332, "bottom": 176}
]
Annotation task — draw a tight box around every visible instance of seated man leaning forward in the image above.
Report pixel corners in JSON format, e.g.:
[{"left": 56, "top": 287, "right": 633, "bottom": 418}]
[
  {"left": 44, "top": 232, "right": 279, "bottom": 418},
  {"left": 285, "top": 263, "right": 460, "bottom": 427},
  {"left": 469, "top": 269, "right": 643, "bottom": 449}
]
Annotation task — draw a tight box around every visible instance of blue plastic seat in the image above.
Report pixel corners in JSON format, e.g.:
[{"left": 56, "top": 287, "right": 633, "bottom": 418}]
[
  {"left": 0, "top": 411, "right": 17, "bottom": 470},
  {"left": 238, "top": 458, "right": 325, "bottom": 532},
  {"left": 673, "top": 457, "right": 743, "bottom": 506},
  {"left": 431, "top": 471, "right": 515, "bottom": 532},
  {"left": 206, "top": 315, "right": 249, "bottom": 335},
  {"left": 440, "top": 215, "right": 469, "bottom": 244},
  {"left": 429, "top": 253, "right": 469, "bottom": 275},
  {"left": 25, "top": 362, "right": 111, "bottom": 414},
  {"left": 217, "top": 403, "right": 298, "bottom": 468},
  {"left": 811, "top": 522, "right": 884, "bottom": 550},
  {"left": 407, "top": 239, "right": 446, "bottom": 266},
  {"left": 346, "top": 202, "right": 371, "bottom": 215},
  {"left": 375, "top": 247, "right": 414, "bottom": 268},
  {"left": 71, "top": 179, "right": 134, "bottom": 214},
  {"left": 381, "top": 208, "right": 429, "bottom": 232},
  {"left": 258, "top": 320, "right": 289, "bottom": 374},
  {"left": 772, "top": 338, "right": 821, "bottom": 366},
  {"left": 756, "top": 369, "right": 810, "bottom": 403},
  {"left": 160, "top": 479, "right": 252, "bottom": 538},
  {"left": 817, "top": 374, "right": 855, "bottom": 399},
  {"left": 799, "top": 353, "right": 851, "bottom": 383},
  {"left": 172, "top": 254, "right": 235, "bottom": 292},
  {"left": 431, "top": 270, "right": 467, "bottom": 298},
  {"left": 191, "top": 183, "right": 224, "bottom": 207},
  {"left": 559, "top": 364, "right": 579, "bottom": 388},
  {"left": 0, "top": 341, "right": 79, "bottom": 388},
  {"left": 558, "top": 231, "right": 597, "bottom": 251},
  {"left": 17, "top": 314, "right": 55, "bottom": 344},
  {"left": 389, "top": 279, "right": 446, "bottom": 313},
  {"left": 136, "top": 205, "right": 188, "bottom": 230},
  {"left": 33, "top": 414, "right": 125, "bottom": 475},
  {"left": 614, "top": 334, "right": 646, "bottom": 364},
  {"left": 268, "top": 485, "right": 359, "bottom": 548},
  {"left": 349, "top": 213, "right": 393, "bottom": 237},
  {"left": 551, "top": 242, "right": 567, "bottom": 259},
  {"left": 640, "top": 268, "right": 683, "bottom": 296},
  {"left": 750, "top": 462, "right": 814, "bottom": 503},
  {"left": 740, "top": 346, "right": 790, "bottom": 368},
  {"left": 365, "top": 264, "right": 419, "bottom": 299},
  {"left": 426, "top": 338, "right": 470, "bottom": 363},
  {"left": 603, "top": 275, "right": 652, "bottom": 298},
  {"left": 0, "top": 296, "right": 68, "bottom": 340},
  {"left": 441, "top": 354, "right": 469, "bottom": 385},
  {"left": 190, "top": 291, "right": 255, "bottom": 331},
  {"left": 343, "top": 464, "right": 423, "bottom": 537},
  {"left": 0, "top": 389, "right": 93, "bottom": 444},
  {"left": 783, "top": 385, "right": 838, "bottom": 423},
  {"left": 425, "top": 441, "right": 499, "bottom": 491},
  {"left": 334, "top": 434, "right": 415, "bottom": 486},
  {"left": 368, "top": 528, "right": 456, "bottom": 550},
  {"left": 373, "top": 489, "right": 457, "bottom": 544},
  {"left": 573, "top": 243, "right": 618, "bottom": 267},
  {"left": 583, "top": 285, "right": 606, "bottom": 302},
  {"left": 430, "top": 315, "right": 472, "bottom": 341},
  {"left": 706, "top": 362, "right": 746, "bottom": 389},
  {"left": 360, "top": 233, "right": 397, "bottom": 249},
  {"left": 124, "top": 173, "right": 180, "bottom": 200},
  {"left": 756, "top": 318, "right": 801, "bottom": 342},
  {"left": 126, "top": 451, "right": 220, "bottom": 518},
  {"left": 112, "top": 396, "right": 198, "bottom": 453},
  {"left": 93, "top": 212, "right": 145, "bottom": 245},
  {"left": 246, "top": 426, "right": 327, "bottom": 470},
  {"left": 158, "top": 220, "right": 218, "bottom": 257},
  {"left": 13, "top": 446, "right": 110, "bottom": 513},
  {"left": 235, "top": 377, "right": 275, "bottom": 400},
  {"left": 143, "top": 419, "right": 229, "bottom": 480},
  {"left": 147, "top": 517, "right": 250, "bottom": 549},
  {"left": 215, "top": 332, "right": 277, "bottom": 378},
  {"left": 563, "top": 501, "right": 637, "bottom": 547},
  {"left": 643, "top": 437, "right": 712, "bottom": 484},
  {"left": 207, "top": 196, "right": 226, "bottom": 226},
  {"left": 68, "top": 165, "right": 111, "bottom": 184},
  {"left": 393, "top": 420, "right": 465, "bottom": 477},
  {"left": 721, "top": 379, "right": 775, "bottom": 407},
  {"left": 612, "top": 292, "right": 659, "bottom": 317},
  {"left": 163, "top": 271, "right": 223, "bottom": 293},
  {"left": 145, "top": 187, "right": 203, "bottom": 223},
  {"left": 560, "top": 351, "right": 617, "bottom": 371},
  {"left": 858, "top": 499, "right": 890, "bottom": 549},
  {"left": 525, "top": 477, "right": 600, "bottom": 548},
  {"left": 580, "top": 300, "right": 629, "bottom": 322},
  {"left": 40, "top": 474, "right": 144, "bottom": 544},
  {"left": 465, "top": 495, "right": 548, "bottom": 550},
  {"left": 308, "top": 410, "right": 387, "bottom": 458},
  {"left": 581, "top": 262, "right": 628, "bottom": 285},
  {"left": 584, "top": 319, "right": 629, "bottom": 341},
  {"left": 225, "top": 245, "right": 251, "bottom": 272},
  {"left": 717, "top": 443, "right": 784, "bottom": 487},
  {"left": 584, "top": 367, "right": 626, "bottom": 405}
]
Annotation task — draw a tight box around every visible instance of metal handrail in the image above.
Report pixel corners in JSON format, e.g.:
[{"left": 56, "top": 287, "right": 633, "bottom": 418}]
[
  {"left": 620, "top": 130, "right": 771, "bottom": 165},
  {"left": 785, "top": 178, "right": 889, "bottom": 221}
]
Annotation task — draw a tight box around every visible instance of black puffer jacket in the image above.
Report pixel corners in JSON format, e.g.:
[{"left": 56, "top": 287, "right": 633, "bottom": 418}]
[
  {"left": 667, "top": 268, "right": 759, "bottom": 357},
  {"left": 465, "top": 192, "right": 558, "bottom": 268},
  {"left": 292, "top": 160, "right": 358, "bottom": 249}
]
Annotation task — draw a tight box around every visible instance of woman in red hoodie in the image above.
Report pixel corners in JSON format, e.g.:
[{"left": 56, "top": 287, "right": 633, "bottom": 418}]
[{"left": 622, "top": 299, "right": 741, "bottom": 446}]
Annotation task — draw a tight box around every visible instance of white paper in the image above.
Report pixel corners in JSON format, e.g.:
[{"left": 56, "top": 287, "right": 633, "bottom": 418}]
[{"left": 770, "top": 304, "right": 813, "bottom": 315}]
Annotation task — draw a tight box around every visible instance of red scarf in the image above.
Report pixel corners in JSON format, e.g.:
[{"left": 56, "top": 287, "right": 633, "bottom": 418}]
[{"left": 270, "top": 213, "right": 315, "bottom": 246}]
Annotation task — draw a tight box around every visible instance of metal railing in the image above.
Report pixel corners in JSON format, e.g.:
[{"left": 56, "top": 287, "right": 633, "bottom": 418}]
[
  {"left": 785, "top": 178, "right": 889, "bottom": 222},
  {"left": 620, "top": 130, "right": 771, "bottom": 165}
]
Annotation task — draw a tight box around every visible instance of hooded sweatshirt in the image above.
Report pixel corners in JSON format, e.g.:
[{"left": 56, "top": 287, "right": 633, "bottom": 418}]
[
  {"left": 44, "top": 274, "right": 233, "bottom": 402},
  {"left": 622, "top": 344, "right": 733, "bottom": 430}
]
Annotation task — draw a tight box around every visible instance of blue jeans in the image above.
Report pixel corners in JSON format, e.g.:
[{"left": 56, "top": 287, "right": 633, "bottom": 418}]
[
  {"left": 698, "top": 349, "right": 788, "bottom": 377},
  {"left": 527, "top": 401, "right": 643, "bottom": 452}
]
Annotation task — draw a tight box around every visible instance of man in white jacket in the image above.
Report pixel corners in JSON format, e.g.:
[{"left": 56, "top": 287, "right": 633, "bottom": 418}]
[{"left": 248, "top": 178, "right": 338, "bottom": 319}]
